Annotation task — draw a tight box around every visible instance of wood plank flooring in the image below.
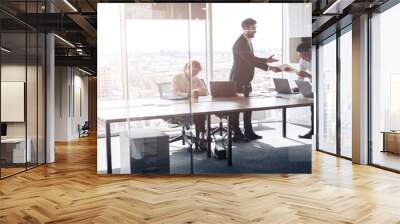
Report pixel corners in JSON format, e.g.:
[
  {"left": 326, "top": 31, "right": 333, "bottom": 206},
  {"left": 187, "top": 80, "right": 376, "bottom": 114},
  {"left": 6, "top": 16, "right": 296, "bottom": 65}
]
[{"left": 0, "top": 135, "right": 400, "bottom": 223}]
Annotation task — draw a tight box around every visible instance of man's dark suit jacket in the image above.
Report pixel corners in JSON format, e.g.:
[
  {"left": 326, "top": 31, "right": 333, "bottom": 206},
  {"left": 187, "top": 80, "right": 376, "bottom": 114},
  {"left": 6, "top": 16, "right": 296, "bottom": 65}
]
[{"left": 229, "top": 34, "right": 270, "bottom": 91}]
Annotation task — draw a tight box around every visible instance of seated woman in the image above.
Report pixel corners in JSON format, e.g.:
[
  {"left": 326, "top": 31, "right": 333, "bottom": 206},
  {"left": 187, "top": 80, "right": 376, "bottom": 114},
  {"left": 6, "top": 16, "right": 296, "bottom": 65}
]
[{"left": 172, "top": 60, "right": 208, "bottom": 150}]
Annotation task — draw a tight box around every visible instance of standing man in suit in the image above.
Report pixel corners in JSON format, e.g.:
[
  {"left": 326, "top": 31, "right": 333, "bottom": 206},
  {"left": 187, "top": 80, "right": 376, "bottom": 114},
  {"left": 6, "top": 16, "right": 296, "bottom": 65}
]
[{"left": 229, "top": 18, "right": 282, "bottom": 142}]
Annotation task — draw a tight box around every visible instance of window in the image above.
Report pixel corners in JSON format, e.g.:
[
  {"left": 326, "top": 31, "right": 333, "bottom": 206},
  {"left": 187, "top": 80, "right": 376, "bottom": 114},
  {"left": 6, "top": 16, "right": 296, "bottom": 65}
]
[
  {"left": 370, "top": 3, "right": 400, "bottom": 171},
  {"left": 97, "top": 3, "right": 312, "bottom": 174},
  {"left": 339, "top": 28, "right": 352, "bottom": 158},
  {"left": 211, "top": 3, "right": 282, "bottom": 92},
  {"left": 317, "top": 37, "right": 337, "bottom": 154}
]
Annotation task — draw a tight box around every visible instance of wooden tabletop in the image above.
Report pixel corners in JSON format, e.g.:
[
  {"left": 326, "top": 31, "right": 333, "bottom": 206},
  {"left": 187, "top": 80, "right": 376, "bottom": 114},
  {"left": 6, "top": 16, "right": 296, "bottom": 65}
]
[{"left": 98, "top": 93, "right": 313, "bottom": 123}]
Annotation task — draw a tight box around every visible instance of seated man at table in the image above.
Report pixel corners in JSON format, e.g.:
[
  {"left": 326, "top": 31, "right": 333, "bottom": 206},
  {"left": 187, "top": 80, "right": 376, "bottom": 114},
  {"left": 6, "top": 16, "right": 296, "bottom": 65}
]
[{"left": 172, "top": 60, "right": 208, "bottom": 150}]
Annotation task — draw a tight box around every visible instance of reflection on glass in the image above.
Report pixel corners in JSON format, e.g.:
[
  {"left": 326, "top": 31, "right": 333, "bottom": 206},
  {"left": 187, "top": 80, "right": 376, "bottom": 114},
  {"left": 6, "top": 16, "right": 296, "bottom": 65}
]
[
  {"left": 97, "top": 3, "right": 312, "bottom": 174},
  {"left": 212, "top": 3, "right": 282, "bottom": 90},
  {"left": 340, "top": 30, "right": 352, "bottom": 158},
  {"left": 371, "top": 4, "right": 400, "bottom": 171},
  {"left": 98, "top": 3, "right": 194, "bottom": 174},
  {"left": 318, "top": 38, "right": 337, "bottom": 154}
]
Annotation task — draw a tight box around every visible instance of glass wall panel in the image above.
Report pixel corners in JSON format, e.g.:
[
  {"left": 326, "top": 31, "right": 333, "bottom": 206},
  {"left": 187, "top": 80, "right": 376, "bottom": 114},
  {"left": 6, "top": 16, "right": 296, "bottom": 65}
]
[
  {"left": 339, "top": 29, "right": 352, "bottom": 158},
  {"left": 0, "top": 2, "right": 46, "bottom": 179},
  {"left": 27, "top": 30, "right": 38, "bottom": 168},
  {"left": 98, "top": 3, "right": 193, "bottom": 174},
  {"left": 197, "top": 3, "right": 311, "bottom": 173},
  {"left": 211, "top": 3, "right": 282, "bottom": 88},
  {"left": 98, "top": 3, "right": 312, "bottom": 174},
  {"left": 284, "top": 4, "right": 313, "bottom": 139},
  {"left": 318, "top": 37, "right": 337, "bottom": 154},
  {"left": 37, "top": 32, "right": 45, "bottom": 165},
  {"left": 1, "top": 30, "right": 27, "bottom": 177},
  {"left": 371, "top": 3, "right": 400, "bottom": 171}
]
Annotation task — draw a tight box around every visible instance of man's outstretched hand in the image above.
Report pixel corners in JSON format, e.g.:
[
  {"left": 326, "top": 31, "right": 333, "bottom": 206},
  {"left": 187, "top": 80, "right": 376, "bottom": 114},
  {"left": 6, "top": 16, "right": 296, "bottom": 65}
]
[
  {"left": 269, "top": 66, "right": 282, "bottom": 73},
  {"left": 266, "top": 54, "right": 279, "bottom": 63}
]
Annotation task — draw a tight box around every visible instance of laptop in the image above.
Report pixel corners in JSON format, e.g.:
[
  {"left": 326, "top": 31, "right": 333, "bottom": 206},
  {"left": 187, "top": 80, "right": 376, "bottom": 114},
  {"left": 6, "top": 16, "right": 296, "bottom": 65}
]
[
  {"left": 210, "top": 81, "right": 237, "bottom": 97},
  {"left": 295, "top": 80, "right": 314, "bottom": 98},
  {"left": 158, "top": 83, "right": 188, "bottom": 100},
  {"left": 162, "top": 95, "right": 188, "bottom": 100},
  {"left": 273, "top": 78, "right": 293, "bottom": 94}
]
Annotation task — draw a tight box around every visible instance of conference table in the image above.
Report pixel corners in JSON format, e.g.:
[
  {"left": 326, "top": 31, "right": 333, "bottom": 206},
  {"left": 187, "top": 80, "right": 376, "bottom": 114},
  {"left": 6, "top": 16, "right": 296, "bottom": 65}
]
[{"left": 98, "top": 93, "right": 313, "bottom": 174}]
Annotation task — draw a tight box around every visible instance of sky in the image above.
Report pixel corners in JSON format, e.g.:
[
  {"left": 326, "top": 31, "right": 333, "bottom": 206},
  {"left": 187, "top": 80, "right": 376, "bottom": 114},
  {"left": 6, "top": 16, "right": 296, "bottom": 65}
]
[{"left": 98, "top": 3, "right": 283, "bottom": 54}]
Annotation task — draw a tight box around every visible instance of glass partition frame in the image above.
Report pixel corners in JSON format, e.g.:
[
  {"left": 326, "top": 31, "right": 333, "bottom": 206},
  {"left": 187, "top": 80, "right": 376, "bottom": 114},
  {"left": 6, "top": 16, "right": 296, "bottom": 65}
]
[{"left": 0, "top": 1, "right": 47, "bottom": 179}]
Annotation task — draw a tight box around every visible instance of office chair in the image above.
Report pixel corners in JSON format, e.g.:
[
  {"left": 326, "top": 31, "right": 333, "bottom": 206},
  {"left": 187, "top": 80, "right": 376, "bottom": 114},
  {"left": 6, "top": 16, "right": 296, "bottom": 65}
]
[
  {"left": 198, "top": 79, "right": 228, "bottom": 137},
  {"left": 157, "top": 82, "right": 196, "bottom": 146},
  {"left": 211, "top": 115, "right": 228, "bottom": 136},
  {"left": 79, "top": 121, "right": 90, "bottom": 138}
]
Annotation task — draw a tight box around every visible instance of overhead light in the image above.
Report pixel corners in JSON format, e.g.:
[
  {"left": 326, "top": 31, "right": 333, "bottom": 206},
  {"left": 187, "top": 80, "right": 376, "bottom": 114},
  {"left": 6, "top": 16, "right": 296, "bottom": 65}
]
[
  {"left": 63, "top": 0, "right": 78, "bottom": 12},
  {"left": 1, "top": 47, "right": 11, "bottom": 53},
  {"left": 78, "top": 67, "right": 93, "bottom": 76},
  {"left": 54, "top": 34, "right": 75, "bottom": 48}
]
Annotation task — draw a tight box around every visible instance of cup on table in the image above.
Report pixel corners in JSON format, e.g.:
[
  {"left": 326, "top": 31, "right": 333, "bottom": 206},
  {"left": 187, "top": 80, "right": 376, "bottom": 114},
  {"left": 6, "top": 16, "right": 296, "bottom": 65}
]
[{"left": 192, "top": 89, "right": 199, "bottom": 99}]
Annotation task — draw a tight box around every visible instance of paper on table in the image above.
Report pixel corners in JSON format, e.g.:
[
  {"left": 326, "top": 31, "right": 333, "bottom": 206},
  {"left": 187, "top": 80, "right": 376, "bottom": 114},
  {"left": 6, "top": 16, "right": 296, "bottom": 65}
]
[{"left": 278, "top": 64, "right": 299, "bottom": 73}]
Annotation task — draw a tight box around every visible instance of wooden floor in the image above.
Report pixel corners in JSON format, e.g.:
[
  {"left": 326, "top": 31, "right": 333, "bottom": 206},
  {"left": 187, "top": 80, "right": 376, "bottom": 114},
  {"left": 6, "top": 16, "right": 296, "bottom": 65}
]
[{"left": 1, "top": 136, "right": 400, "bottom": 223}]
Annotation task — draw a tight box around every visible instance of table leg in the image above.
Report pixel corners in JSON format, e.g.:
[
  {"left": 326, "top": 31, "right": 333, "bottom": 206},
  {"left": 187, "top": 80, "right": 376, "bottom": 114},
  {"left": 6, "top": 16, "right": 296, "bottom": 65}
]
[
  {"left": 207, "top": 114, "right": 211, "bottom": 158},
  {"left": 106, "top": 121, "right": 112, "bottom": 174},
  {"left": 227, "top": 114, "right": 232, "bottom": 166},
  {"left": 382, "top": 133, "right": 386, "bottom": 152},
  {"left": 311, "top": 105, "right": 314, "bottom": 135},
  {"left": 190, "top": 143, "right": 193, "bottom": 174},
  {"left": 282, "top": 108, "right": 287, "bottom": 138}
]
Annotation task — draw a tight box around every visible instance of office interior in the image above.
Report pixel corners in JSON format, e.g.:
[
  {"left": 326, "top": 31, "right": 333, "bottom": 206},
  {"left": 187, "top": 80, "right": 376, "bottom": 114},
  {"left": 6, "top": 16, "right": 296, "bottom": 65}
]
[
  {"left": 0, "top": 0, "right": 398, "bottom": 177},
  {"left": 97, "top": 3, "right": 314, "bottom": 174},
  {"left": 0, "top": 1, "right": 400, "bottom": 223},
  {"left": 1, "top": 0, "right": 399, "bottom": 177},
  {"left": 0, "top": 1, "right": 97, "bottom": 179}
]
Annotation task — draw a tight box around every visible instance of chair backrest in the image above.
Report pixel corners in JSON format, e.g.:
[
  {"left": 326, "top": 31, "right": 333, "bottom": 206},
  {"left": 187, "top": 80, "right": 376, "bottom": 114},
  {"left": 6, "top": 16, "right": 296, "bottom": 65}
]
[
  {"left": 157, "top": 82, "right": 172, "bottom": 97},
  {"left": 82, "top": 121, "right": 90, "bottom": 129},
  {"left": 199, "top": 79, "right": 209, "bottom": 95}
]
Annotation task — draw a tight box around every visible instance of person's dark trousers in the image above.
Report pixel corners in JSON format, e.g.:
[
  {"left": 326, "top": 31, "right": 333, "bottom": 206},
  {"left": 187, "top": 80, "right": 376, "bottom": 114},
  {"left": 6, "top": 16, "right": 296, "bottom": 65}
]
[
  {"left": 229, "top": 83, "right": 254, "bottom": 135},
  {"left": 193, "top": 114, "right": 206, "bottom": 134},
  {"left": 229, "top": 111, "right": 253, "bottom": 134},
  {"left": 193, "top": 114, "right": 207, "bottom": 150},
  {"left": 310, "top": 105, "right": 314, "bottom": 134}
]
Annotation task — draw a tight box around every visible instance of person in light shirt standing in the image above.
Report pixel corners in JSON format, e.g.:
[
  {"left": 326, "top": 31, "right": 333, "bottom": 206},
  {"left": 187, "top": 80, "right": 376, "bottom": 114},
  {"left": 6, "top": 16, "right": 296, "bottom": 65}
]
[{"left": 285, "top": 42, "right": 313, "bottom": 139}]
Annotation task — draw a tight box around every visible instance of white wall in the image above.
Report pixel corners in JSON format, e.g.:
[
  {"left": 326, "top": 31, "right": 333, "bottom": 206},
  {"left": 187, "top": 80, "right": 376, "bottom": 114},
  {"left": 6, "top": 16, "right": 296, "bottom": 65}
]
[
  {"left": 55, "top": 67, "right": 89, "bottom": 141},
  {"left": 1, "top": 65, "right": 30, "bottom": 138}
]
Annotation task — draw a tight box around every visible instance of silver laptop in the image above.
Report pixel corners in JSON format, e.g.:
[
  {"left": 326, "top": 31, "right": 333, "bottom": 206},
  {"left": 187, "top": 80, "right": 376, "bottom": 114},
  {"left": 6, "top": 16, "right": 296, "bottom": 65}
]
[
  {"left": 273, "top": 78, "right": 293, "bottom": 94},
  {"left": 295, "top": 80, "right": 313, "bottom": 98},
  {"left": 162, "top": 95, "right": 188, "bottom": 100}
]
